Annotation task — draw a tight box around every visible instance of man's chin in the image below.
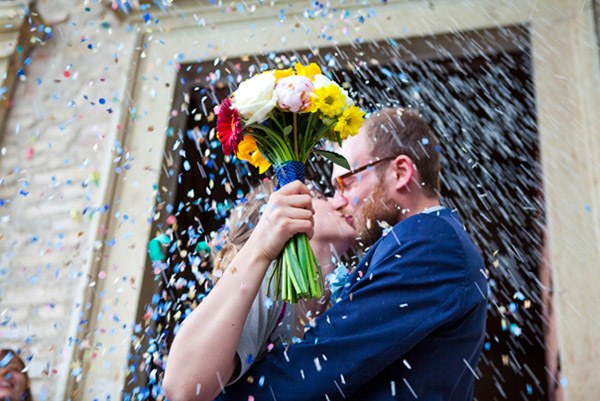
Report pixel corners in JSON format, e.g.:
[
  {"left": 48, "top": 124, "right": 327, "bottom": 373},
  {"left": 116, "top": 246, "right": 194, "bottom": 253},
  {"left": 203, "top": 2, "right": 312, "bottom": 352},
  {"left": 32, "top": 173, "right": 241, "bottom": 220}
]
[{"left": 355, "top": 222, "right": 384, "bottom": 248}]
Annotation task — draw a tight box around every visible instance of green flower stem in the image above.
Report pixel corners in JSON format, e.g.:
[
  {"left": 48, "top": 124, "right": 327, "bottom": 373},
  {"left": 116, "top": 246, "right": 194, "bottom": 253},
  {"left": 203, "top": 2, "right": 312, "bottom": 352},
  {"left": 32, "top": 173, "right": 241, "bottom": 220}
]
[
  {"left": 285, "top": 240, "right": 305, "bottom": 295},
  {"left": 249, "top": 125, "right": 292, "bottom": 160},
  {"left": 307, "top": 241, "right": 321, "bottom": 298},
  {"left": 269, "top": 109, "right": 287, "bottom": 133},
  {"left": 267, "top": 259, "right": 280, "bottom": 298},
  {"left": 295, "top": 234, "right": 312, "bottom": 294},
  {"left": 302, "top": 112, "right": 318, "bottom": 160},
  {"left": 298, "top": 243, "right": 311, "bottom": 295},
  {"left": 281, "top": 257, "right": 289, "bottom": 302},
  {"left": 310, "top": 242, "right": 324, "bottom": 295},
  {"left": 293, "top": 112, "right": 299, "bottom": 159}
]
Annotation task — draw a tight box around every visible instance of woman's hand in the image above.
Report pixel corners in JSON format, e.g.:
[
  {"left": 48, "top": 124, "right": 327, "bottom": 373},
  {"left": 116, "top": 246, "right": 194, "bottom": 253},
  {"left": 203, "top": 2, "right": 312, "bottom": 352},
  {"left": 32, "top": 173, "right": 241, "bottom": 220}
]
[{"left": 247, "top": 180, "right": 315, "bottom": 263}]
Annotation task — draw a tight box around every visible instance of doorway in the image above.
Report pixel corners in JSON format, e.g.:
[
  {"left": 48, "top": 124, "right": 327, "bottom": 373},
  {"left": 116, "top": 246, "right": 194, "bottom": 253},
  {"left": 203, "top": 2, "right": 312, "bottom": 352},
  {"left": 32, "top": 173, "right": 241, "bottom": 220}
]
[{"left": 127, "top": 25, "right": 550, "bottom": 401}]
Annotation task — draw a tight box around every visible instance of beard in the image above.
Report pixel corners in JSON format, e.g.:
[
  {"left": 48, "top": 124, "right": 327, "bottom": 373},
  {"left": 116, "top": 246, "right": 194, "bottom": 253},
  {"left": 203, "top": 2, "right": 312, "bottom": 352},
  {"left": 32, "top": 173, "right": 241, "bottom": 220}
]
[{"left": 355, "top": 179, "right": 399, "bottom": 248}]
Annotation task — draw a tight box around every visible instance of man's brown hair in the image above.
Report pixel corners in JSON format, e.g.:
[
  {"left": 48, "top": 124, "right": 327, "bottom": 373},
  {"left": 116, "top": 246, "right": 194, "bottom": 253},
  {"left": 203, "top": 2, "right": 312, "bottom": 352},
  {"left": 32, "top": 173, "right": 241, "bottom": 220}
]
[{"left": 363, "top": 107, "right": 441, "bottom": 198}]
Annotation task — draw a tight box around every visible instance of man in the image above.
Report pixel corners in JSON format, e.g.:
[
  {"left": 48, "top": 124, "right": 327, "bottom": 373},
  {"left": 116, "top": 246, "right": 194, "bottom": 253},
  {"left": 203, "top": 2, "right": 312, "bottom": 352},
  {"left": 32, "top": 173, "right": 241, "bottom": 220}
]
[{"left": 216, "top": 107, "right": 488, "bottom": 400}]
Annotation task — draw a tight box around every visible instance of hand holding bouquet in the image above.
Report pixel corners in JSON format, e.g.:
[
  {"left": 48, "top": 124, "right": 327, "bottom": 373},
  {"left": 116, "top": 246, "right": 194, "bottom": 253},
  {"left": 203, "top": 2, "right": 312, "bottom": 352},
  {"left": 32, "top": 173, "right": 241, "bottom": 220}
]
[{"left": 215, "top": 63, "right": 364, "bottom": 303}]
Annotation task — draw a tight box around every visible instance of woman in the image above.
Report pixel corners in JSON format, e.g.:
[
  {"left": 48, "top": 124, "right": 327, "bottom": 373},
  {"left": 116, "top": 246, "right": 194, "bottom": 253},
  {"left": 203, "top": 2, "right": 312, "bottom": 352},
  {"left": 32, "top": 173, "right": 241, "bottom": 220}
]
[
  {"left": 0, "top": 349, "right": 32, "bottom": 401},
  {"left": 163, "top": 180, "right": 355, "bottom": 401}
]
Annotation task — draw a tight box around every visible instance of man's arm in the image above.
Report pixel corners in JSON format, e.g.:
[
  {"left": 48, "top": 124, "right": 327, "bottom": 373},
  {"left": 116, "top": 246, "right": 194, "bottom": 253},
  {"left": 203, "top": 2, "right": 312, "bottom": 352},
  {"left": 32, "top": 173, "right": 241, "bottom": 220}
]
[{"left": 218, "top": 216, "right": 469, "bottom": 400}]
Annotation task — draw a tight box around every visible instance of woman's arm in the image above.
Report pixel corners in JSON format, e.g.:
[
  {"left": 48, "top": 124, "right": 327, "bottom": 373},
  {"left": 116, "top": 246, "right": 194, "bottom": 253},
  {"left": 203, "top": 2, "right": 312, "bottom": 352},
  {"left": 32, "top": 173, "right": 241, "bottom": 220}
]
[{"left": 163, "top": 181, "right": 314, "bottom": 401}]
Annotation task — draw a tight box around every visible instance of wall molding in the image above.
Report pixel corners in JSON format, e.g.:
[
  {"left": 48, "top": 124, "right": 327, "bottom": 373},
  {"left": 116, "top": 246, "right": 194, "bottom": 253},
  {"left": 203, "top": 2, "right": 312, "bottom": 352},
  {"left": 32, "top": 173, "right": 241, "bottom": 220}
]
[{"left": 0, "top": 1, "right": 49, "bottom": 138}]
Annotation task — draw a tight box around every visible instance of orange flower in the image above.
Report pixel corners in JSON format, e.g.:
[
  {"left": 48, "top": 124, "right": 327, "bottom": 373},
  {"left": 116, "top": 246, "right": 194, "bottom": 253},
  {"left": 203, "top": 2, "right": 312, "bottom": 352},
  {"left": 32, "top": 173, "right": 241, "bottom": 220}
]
[{"left": 236, "top": 136, "right": 271, "bottom": 173}]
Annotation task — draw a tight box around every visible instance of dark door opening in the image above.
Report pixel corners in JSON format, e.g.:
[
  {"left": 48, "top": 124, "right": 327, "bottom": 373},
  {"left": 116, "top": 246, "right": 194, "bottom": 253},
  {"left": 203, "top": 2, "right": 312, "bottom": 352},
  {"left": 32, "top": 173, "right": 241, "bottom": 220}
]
[{"left": 127, "top": 25, "right": 550, "bottom": 401}]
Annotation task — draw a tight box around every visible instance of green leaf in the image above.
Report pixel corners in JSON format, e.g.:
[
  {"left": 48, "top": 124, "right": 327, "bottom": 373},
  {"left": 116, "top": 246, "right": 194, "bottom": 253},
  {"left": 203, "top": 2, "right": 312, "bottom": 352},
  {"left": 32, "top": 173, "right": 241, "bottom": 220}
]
[
  {"left": 283, "top": 125, "right": 293, "bottom": 136},
  {"left": 314, "top": 149, "right": 350, "bottom": 170}
]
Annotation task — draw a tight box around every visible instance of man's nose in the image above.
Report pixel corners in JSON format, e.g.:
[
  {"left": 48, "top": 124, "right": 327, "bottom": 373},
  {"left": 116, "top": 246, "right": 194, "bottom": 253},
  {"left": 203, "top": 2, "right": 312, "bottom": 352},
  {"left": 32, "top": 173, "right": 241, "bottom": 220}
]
[{"left": 331, "top": 190, "right": 347, "bottom": 210}]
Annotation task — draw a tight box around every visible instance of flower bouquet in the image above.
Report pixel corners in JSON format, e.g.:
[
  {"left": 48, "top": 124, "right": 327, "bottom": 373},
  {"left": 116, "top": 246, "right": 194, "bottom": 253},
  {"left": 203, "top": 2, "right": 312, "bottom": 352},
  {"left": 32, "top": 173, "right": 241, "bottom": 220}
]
[{"left": 215, "top": 63, "right": 364, "bottom": 303}]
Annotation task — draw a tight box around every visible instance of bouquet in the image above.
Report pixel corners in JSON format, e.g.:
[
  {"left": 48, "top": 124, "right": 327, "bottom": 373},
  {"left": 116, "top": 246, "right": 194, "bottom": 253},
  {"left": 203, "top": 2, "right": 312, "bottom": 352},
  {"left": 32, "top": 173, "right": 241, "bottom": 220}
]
[{"left": 215, "top": 62, "right": 365, "bottom": 303}]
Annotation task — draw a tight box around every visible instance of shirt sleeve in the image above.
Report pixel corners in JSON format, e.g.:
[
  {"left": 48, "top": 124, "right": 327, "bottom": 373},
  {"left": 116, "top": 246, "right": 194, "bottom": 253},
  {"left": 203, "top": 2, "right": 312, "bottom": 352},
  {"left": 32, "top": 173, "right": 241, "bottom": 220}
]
[
  {"left": 218, "top": 216, "right": 469, "bottom": 400},
  {"left": 229, "top": 263, "right": 285, "bottom": 384}
]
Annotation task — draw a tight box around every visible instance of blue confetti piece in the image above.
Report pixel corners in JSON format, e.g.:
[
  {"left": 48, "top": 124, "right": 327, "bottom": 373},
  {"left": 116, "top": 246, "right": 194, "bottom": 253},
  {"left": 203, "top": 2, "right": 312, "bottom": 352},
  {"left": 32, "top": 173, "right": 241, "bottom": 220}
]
[
  {"left": 0, "top": 352, "right": 13, "bottom": 368},
  {"left": 386, "top": 38, "right": 398, "bottom": 48},
  {"left": 380, "top": 67, "right": 393, "bottom": 78}
]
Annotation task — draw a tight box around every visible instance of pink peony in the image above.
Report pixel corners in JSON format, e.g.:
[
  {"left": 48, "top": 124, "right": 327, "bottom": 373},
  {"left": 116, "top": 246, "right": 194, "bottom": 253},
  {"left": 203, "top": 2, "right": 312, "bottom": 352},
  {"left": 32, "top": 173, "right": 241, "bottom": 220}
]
[{"left": 275, "top": 75, "right": 314, "bottom": 113}]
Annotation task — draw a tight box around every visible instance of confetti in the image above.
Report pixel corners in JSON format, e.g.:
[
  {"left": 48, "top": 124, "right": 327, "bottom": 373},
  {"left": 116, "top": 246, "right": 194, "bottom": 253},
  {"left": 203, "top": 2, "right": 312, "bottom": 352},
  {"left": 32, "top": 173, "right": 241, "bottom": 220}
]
[{"left": 0, "top": 5, "right": 559, "bottom": 401}]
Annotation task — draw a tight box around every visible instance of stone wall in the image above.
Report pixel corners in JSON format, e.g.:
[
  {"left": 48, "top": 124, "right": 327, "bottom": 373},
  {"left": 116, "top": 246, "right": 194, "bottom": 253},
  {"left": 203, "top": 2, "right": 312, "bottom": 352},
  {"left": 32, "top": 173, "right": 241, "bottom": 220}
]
[{"left": 0, "top": 1, "right": 138, "bottom": 400}]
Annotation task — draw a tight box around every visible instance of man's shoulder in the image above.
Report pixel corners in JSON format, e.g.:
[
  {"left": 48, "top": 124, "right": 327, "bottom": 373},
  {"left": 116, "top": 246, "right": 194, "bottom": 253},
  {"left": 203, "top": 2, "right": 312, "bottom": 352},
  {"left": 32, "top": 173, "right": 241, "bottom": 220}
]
[
  {"left": 371, "top": 208, "right": 474, "bottom": 269},
  {"left": 389, "top": 208, "right": 462, "bottom": 242}
]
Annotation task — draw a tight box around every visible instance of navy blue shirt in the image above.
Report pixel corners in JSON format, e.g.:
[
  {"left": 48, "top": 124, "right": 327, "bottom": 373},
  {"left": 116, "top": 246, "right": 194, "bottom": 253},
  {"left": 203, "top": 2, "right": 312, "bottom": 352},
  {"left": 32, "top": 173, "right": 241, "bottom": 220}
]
[{"left": 217, "top": 208, "right": 488, "bottom": 400}]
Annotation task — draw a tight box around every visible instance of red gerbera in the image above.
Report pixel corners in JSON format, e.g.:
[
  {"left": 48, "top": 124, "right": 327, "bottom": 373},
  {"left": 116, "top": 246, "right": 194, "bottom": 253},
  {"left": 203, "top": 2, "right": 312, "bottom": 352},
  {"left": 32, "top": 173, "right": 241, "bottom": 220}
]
[{"left": 216, "top": 97, "right": 243, "bottom": 155}]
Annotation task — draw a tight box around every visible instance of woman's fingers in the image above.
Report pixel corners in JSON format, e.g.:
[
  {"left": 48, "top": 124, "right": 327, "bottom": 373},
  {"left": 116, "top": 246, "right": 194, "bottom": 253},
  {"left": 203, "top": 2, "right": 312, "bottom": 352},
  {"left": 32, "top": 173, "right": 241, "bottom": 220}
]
[
  {"left": 269, "top": 205, "right": 314, "bottom": 221},
  {"left": 281, "top": 194, "right": 314, "bottom": 211},
  {"left": 248, "top": 181, "right": 316, "bottom": 261},
  {"left": 277, "top": 180, "right": 311, "bottom": 195}
]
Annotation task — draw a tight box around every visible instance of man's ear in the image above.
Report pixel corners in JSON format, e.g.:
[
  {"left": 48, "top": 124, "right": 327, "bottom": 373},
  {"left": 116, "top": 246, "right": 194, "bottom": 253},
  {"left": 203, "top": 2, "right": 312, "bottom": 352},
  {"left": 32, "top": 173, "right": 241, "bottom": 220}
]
[{"left": 390, "top": 155, "right": 414, "bottom": 190}]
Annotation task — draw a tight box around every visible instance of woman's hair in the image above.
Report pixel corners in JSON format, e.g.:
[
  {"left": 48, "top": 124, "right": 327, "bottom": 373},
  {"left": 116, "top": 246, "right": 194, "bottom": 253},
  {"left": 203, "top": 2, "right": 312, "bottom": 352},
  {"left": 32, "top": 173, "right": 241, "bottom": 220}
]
[
  {"left": 0, "top": 349, "right": 33, "bottom": 401},
  {"left": 210, "top": 180, "right": 275, "bottom": 280}
]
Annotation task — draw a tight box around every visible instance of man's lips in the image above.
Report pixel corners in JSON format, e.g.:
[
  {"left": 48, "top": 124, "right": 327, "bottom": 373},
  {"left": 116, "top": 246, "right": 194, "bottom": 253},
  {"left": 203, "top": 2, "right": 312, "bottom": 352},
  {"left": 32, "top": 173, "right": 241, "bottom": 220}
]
[{"left": 344, "top": 215, "right": 354, "bottom": 227}]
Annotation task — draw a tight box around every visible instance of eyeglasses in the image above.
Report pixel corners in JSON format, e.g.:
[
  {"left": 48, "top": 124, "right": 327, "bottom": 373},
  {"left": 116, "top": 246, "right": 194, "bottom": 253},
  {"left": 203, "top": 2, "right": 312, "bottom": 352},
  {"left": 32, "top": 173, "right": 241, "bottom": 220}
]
[{"left": 335, "top": 157, "right": 394, "bottom": 193}]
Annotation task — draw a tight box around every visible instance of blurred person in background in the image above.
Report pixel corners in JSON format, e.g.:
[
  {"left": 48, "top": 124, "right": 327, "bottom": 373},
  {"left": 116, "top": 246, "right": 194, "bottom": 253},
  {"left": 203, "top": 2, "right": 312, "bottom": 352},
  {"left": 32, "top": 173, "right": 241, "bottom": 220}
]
[{"left": 0, "top": 349, "right": 32, "bottom": 401}]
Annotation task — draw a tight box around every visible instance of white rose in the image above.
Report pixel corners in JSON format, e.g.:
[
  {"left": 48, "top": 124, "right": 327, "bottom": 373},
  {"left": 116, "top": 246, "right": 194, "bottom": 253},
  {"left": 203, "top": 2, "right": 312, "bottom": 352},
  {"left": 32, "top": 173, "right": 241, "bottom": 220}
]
[
  {"left": 313, "top": 74, "right": 354, "bottom": 107},
  {"left": 232, "top": 72, "right": 278, "bottom": 124}
]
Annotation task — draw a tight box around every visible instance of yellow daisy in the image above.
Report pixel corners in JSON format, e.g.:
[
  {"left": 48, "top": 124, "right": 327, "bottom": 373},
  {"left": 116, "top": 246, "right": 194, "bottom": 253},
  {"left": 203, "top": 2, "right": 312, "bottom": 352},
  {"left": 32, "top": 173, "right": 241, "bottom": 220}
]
[
  {"left": 274, "top": 68, "right": 294, "bottom": 81},
  {"left": 236, "top": 136, "right": 271, "bottom": 173},
  {"left": 334, "top": 106, "right": 365, "bottom": 139},
  {"left": 312, "top": 84, "right": 345, "bottom": 117},
  {"left": 294, "top": 63, "right": 321, "bottom": 80}
]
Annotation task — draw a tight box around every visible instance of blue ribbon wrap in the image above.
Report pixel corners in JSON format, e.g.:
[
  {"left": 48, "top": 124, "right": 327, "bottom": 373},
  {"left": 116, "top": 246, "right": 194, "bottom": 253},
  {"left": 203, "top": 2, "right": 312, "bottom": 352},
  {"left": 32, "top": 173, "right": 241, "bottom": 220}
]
[{"left": 274, "top": 161, "right": 305, "bottom": 190}]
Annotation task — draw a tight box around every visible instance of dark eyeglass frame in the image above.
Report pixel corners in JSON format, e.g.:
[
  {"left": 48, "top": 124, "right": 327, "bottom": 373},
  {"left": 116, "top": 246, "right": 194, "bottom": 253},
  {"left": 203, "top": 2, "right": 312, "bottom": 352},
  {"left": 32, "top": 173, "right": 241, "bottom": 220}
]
[{"left": 335, "top": 156, "right": 394, "bottom": 192}]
